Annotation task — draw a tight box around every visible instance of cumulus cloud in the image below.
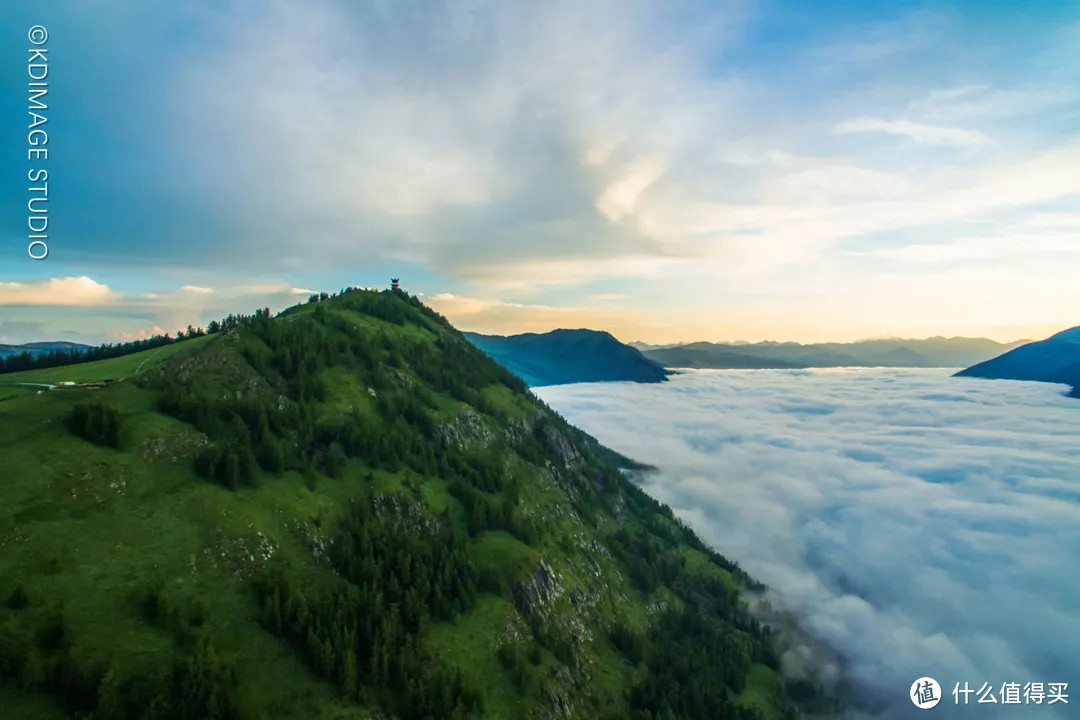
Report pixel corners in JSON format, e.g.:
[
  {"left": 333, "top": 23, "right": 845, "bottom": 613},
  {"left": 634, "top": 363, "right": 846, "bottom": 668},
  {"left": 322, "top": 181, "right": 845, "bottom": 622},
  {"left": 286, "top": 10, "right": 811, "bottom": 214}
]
[
  {"left": 537, "top": 369, "right": 1079, "bottom": 719},
  {"left": 0, "top": 277, "right": 119, "bottom": 306}
]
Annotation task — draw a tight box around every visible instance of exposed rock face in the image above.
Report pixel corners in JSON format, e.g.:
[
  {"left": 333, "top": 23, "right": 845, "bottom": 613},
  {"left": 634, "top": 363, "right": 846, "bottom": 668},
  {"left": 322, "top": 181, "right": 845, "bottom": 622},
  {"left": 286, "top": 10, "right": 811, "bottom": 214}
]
[
  {"left": 503, "top": 411, "right": 583, "bottom": 470},
  {"left": 511, "top": 558, "right": 560, "bottom": 622},
  {"left": 435, "top": 409, "right": 495, "bottom": 450},
  {"left": 538, "top": 424, "right": 584, "bottom": 471},
  {"left": 543, "top": 667, "right": 577, "bottom": 718},
  {"left": 503, "top": 410, "right": 541, "bottom": 447}
]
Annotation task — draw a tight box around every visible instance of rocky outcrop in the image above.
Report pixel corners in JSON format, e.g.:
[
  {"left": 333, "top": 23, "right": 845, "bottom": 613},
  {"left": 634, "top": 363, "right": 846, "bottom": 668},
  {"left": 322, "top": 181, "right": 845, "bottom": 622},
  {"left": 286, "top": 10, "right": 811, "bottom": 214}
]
[
  {"left": 511, "top": 558, "right": 560, "bottom": 622},
  {"left": 435, "top": 409, "right": 495, "bottom": 450},
  {"left": 537, "top": 424, "right": 584, "bottom": 471}
]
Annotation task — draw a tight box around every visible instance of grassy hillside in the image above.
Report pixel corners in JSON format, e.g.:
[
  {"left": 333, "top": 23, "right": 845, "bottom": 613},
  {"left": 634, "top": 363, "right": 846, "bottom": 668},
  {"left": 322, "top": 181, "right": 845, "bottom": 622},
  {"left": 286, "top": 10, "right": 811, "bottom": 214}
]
[
  {"left": 0, "top": 289, "right": 800, "bottom": 720},
  {"left": 0, "top": 335, "right": 215, "bottom": 386}
]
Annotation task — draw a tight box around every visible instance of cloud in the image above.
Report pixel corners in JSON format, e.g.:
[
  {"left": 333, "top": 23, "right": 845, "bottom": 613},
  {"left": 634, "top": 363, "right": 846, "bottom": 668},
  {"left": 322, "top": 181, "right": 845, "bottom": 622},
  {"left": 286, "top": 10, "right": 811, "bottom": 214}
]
[
  {"left": 863, "top": 233, "right": 1080, "bottom": 264},
  {"left": 425, "top": 292, "right": 642, "bottom": 336},
  {"left": 834, "top": 117, "right": 993, "bottom": 147},
  {"left": 0, "top": 277, "right": 119, "bottom": 306},
  {"left": 107, "top": 326, "right": 167, "bottom": 342},
  {"left": 4, "top": 0, "right": 1079, "bottom": 344},
  {"left": 180, "top": 285, "right": 215, "bottom": 294},
  {"left": 537, "top": 369, "right": 1080, "bottom": 719}
]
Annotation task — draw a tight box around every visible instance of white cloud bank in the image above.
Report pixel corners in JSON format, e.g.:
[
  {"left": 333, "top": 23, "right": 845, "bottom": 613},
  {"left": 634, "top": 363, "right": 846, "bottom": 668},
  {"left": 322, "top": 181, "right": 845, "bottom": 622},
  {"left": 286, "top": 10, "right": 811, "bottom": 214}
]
[{"left": 537, "top": 369, "right": 1079, "bottom": 719}]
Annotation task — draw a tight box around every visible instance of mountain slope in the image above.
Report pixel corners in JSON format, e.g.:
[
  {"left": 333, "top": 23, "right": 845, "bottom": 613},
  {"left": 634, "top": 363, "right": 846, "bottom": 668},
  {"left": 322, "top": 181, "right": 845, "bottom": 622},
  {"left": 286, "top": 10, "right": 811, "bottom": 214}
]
[
  {"left": 956, "top": 326, "right": 1080, "bottom": 397},
  {"left": 0, "top": 289, "right": 805, "bottom": 720},
  {"left": 641, "top": 342, "right": 805, "bottom": 370},
  {"left": 645, "top": 337, "right": 1025, "bottom": 370},
  {"left": 464, "top": 329, "right": 669, "bottom": 386}
]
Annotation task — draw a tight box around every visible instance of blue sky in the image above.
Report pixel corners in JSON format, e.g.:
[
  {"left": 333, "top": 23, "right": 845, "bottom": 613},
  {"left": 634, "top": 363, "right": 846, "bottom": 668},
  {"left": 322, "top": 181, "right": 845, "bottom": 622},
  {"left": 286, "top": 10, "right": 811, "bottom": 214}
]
[{"left": 1, "top": 0, "right": 1079, "bottom": 344}]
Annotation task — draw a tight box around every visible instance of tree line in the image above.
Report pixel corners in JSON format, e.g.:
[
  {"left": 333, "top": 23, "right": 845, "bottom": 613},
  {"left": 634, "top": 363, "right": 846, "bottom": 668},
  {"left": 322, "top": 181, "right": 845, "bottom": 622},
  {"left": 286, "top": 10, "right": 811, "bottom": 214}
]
[{"left": 0, "top": 309, "right": 270, "bottom": 375}]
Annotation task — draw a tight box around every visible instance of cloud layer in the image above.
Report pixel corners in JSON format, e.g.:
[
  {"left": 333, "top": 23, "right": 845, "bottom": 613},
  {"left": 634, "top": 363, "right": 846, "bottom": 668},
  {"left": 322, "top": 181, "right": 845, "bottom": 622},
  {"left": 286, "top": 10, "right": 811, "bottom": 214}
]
[{"left": 537, "top": 369, "right": 1079, "bottom": 718}]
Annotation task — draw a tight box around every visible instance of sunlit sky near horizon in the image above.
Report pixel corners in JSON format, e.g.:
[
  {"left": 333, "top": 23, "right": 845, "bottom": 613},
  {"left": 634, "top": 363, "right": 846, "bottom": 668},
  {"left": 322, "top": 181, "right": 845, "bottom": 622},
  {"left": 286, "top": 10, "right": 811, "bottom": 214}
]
[{"left": 1, "top": 1, "right": 1079, "bottom": 345}]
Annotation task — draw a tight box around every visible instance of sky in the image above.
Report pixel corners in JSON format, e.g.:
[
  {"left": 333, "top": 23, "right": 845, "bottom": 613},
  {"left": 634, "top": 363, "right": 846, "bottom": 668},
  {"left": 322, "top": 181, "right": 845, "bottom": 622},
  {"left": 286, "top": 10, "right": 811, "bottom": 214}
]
[
  {"left": 538, "top": 369, "right": 1080, "bottom": 719},
  {"left": 1, "top": 0, "right": 1079, "bottom": 345}
]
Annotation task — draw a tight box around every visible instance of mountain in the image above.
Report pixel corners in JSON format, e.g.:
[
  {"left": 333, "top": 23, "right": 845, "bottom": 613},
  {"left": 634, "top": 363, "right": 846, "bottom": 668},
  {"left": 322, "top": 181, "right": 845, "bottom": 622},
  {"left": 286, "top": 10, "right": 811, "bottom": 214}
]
[
  {"left": 0, "top": 289, "right": 811, "bottom": 720},
  {"left": 956, "top": 326, "right": 1080, "bottom": 397},
  {"left": 644, "top": 336, "right": 1026, "bottom": 370},
  {"left": 0, "top": 341, "right": 89, "bottom": 359},
  {"left": 627, "top": 341, "right": 678, "bottom": 352},
  {"left": 464, "top": 329, "right": 670, "bottom": 386},
  {"left": 639, "top": 342, "right": 805, "bottom": 370}
]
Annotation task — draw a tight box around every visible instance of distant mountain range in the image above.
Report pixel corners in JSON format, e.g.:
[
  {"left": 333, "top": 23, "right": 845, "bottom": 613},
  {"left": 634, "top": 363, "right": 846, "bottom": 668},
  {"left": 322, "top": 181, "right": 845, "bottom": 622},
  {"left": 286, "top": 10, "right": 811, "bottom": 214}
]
[
  {"left": 956, "top": 326, "right": 1080, "bottom": 398},
  {"left": 464, "top": 329, "right": 669, "bottom": 386},
  {"left": 0, "top": 341, "right": 89, "bottom": 359},
  {"left": 639, "top": 337, "right": 1027, "bottom": 370}
]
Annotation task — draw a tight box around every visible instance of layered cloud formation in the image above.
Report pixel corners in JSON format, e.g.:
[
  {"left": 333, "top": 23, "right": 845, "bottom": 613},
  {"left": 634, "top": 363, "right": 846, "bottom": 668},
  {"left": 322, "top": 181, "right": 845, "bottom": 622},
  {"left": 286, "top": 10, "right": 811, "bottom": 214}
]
[{"left": 538, "top": 369, "right": 1079, "bottom": 718}]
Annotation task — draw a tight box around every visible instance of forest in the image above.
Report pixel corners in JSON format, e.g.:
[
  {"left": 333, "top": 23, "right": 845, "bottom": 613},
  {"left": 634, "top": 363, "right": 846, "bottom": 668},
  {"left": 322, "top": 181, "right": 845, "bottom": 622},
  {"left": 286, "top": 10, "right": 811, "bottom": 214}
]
[{"left": 0, "top": 287, "right": 802, "bottom": 719}]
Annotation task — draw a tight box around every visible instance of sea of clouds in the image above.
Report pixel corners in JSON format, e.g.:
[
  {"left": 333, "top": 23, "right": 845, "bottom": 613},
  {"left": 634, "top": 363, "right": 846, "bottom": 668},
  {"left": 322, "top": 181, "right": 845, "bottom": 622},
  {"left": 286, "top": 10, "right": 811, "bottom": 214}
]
[{"left": 536, "top": 369, "right": 1079, "bottom": 719}]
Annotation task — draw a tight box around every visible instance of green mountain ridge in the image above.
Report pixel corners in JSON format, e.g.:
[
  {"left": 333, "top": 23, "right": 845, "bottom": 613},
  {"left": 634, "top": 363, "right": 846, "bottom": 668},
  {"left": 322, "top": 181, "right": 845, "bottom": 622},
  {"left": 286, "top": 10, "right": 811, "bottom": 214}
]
[{"left": 0, "top": 289, "right": 819, "bottom": 720}]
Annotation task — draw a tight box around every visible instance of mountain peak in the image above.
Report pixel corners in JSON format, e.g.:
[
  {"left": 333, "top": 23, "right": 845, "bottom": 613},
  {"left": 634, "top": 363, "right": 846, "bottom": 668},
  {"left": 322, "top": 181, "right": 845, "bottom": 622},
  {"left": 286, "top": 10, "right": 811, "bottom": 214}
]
[
  {"left": 0, "top": 287, "right": 796, "bottom": 718},
  {"left": 465, "top": 328, "right": 668, "bottom": 386}
]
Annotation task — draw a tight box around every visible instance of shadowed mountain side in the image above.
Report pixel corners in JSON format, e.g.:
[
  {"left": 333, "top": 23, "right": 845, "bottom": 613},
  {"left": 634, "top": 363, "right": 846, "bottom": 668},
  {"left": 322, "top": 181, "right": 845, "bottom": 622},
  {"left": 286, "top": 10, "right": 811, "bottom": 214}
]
[
  {"left": 464, "top": 329, "right": 670, "bottom": 386},
  {"left": 956, "top": 326, "right": 1080, "bottom": 397}
]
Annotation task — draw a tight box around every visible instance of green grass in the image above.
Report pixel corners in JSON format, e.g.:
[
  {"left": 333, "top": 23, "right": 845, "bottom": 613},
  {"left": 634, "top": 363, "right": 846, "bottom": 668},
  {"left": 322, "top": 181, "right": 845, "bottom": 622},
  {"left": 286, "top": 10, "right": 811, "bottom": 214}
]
[
  {"left": 330, "top": 307, "right": 435, "bottom": 343},
  {"left": 0, "top": 335, "right": 216, "bottom": 386},
  {"left": 737, "top": 663, "right": 787, "bottom": 720},
  {"left": 0, "top": 385, "right": 39, "bottom": 404},
  {"left": 481, "top": 384, "right": 531, "bottom": 418},
  {"left": 683, "top": 547, "right": 738, "bottom": 592},
  {"left": 429, "top": 595, "right": 522, "bottom": 718},
  {"left": 0, "top": 370, "right": 361, "bottom": 718},
  {"left": 470, "top": 531, "right": 540, "bottom": 588},
  {"left": 319, "top": 366, "right": 379, "bottom": 421}
]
